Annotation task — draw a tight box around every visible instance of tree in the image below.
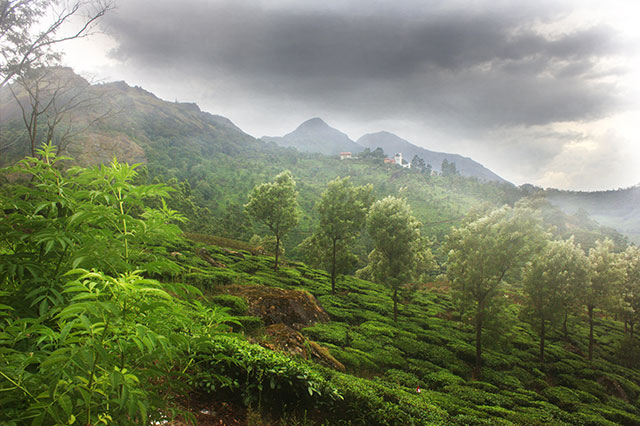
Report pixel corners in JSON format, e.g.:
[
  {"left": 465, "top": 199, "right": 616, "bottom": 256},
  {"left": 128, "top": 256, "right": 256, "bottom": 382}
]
[
  {"left": 8, "top": 66, "right": 112, "bottom": 157},
  {"left": 303, "top": 177, "right": 373, "bottom": 293},
  {"left": 245, "top": 171, "right": 299, "bottom": 270},
  {"left": 584, "top": 239, "right": 625, "bottom": 360},
  {"left": 441, "top": 159, "right": 458, "bottom": 177},
  {"left": 446, "top": 205, "right": 543, "bottom": 373},
  {"left": 411, "top": 155, "right": 427, "bottom": 173},
  {"left": 522, "top": 237, "right": 588, "bottom": 362},
  {"left": 365, "top": 196, "right": 421, "bottom": 321},
  {"left": 1, "top": 0, "right": 113, "bottom": 87},
  {"left": 620, "top": 246, "right": 640, "bottom": 338}
]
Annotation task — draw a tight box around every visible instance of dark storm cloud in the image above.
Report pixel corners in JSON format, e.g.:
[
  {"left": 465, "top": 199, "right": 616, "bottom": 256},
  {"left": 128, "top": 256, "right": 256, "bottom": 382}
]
[{"left": 105, "top": 0, "right": 625, "bottom": 130}]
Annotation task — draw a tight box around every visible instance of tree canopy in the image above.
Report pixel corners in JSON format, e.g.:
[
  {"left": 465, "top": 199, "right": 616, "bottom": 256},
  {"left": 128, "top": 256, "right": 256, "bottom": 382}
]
[
  {"left": 365, "top": 196, "right": 421, "bottom": 321},
  {"left": 446, "top": 205, "right": 544, "bottom": 372},
  {"left": 245, "top": 170, "right": 299, "bottom": 270}
]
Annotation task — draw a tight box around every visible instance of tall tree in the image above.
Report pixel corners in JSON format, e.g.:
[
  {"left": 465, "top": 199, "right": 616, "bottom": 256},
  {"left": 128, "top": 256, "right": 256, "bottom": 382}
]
[
  {"left": 0, "top": 0, "right": 113, "bottom": 87},
  {"left": 522, "top": 237, "right": 588, "bottom": 362},
  {"left": 410, "top": 155, "right": 426, "bottom": 173},
  {"left": 245, "top": 171, "right": 299, "bottom": 270},
  {"left": 318, "top": 178, "right": 373, "bottom": 293},
  {"left": 585, "top": 239, "right": 625, "bottom": 360},
  {"left": 620, "top": 246, "right": 640, "bottom": 338},
  {"left": 365, "top": 196, "right": 421, "bottom": 321},
  {"left": 446, "top": 205, "right": 543, "bottom": 373},
  {"left": 303, "top": 177, "right": 373, "bottom": 293}
]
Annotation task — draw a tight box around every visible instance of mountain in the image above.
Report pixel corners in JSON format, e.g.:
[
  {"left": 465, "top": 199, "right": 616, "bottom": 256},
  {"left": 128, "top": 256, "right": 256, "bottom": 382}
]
[
  {"left": 261, "top": 117, "right": 364, "bottom": 156},
  {"left": 358, "top": 131, "right": 507, "bottom": 183},
  {"left": 3, "top": 67, "right": 632, "bottom": 247},
  {"left": 545, "top": 186, "right": 640, "bottom": 244},
  {"left": 0, "top": 66, "right": 261, "bottom": 167}
]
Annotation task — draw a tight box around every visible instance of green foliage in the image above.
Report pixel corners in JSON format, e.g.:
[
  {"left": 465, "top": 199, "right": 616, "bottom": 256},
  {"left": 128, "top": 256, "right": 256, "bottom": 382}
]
[
  {"left": 245, "top": 171, "right": 300, "bottom": 270},
  {"left": 210, "top": 294, "right": 249, "bottom": 315},
  {"left": 301, "top": 177, "right": 373, "bottom": 293},
  {"left": 231, "top": 316, "right": 264, "bottom": 334},
  {"left": 0, "top": 148, "right": 232, "bottom": 425},
  {"left": 445, "top": 204, "right": 545, "bottom": 370},
  {"left": 522, "top": 237, "right": 588, "bottom": 361},
  {"left": 365, "top": 196, "right": 422, "bottom": 321}
]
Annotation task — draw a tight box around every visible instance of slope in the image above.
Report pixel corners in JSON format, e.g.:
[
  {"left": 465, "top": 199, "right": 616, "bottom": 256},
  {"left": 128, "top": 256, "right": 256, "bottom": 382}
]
[
  {"left": 545, "top": 186, "right": 640, "bottom": 244},
  {"left": 0, "top": 67, "right": 262, "bottom": 167},
  {"left": 358, "top": 131, "right": 507, "bottom": 183},
  {"left": 171, "top": 235, "right": 640, "bottom": 425}
]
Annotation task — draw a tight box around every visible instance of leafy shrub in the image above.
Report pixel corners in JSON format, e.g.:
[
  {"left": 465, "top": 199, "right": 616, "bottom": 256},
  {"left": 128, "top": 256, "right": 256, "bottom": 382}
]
[
  {"left": 228, "top": 316, "right": 261, "bottom": 334},
  {"left": 210, "top": 294, "right": 249, "bottom": 315},
  {"left": 616, "top": 336, "right": 640, "bottom": 369},
  {"left": 447, "top": 341, "right": 477, "bottom": 364},
  {"left": 423, "top": 370, "right": 464, "bottom": 389},
  {"left": 0, "top": 149, "right": 230, "bottom": 425},
  {"left": 183, "top": 269, "right": 236, "bottom": 288},
  {"left": 542, "top": 386, "right": 582, "bottom": 411},
  {"left": 482, "top": 369, "right": 524, "bottom": 391},
  {"left": 443, "top": 385, "right": 512, "bottom": 407},
  {"left": 329, "top": 347, "right": 377, "bottom": 372},
  {"left": 383, "top": 369, "right": 420, "bottom": 387},
  {"left": 302, "top": 322, "right": 349, "bottom": 346}
]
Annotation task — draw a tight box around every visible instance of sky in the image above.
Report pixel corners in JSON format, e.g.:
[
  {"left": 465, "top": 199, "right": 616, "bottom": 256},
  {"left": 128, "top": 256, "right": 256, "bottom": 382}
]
[{"left": 61, "top": 0, "right": 640, "bottom": 191}]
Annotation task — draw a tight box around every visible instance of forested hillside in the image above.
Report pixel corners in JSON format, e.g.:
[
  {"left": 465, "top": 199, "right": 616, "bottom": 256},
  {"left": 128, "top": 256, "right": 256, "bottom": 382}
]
[
  {"left": 2, "top": 149, "right": 640, "bottom": 425},
  {"left": 546, "top": 187, "right": 640, "bottom": 244}
]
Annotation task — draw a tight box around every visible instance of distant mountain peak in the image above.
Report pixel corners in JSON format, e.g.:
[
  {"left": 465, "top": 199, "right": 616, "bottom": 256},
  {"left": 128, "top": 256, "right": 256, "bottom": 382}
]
[
  {"left": 297, "top": 117, "right": 330, "bottom": 130},
  {"left": 261, "top": 117, "right": 363, "bottom": 156}
]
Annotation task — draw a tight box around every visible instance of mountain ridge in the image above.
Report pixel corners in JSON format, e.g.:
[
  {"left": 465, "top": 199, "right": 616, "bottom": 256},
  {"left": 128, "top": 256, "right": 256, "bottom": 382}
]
[{"left": 357, "top": 131, "right": 507, "bottom": 183}]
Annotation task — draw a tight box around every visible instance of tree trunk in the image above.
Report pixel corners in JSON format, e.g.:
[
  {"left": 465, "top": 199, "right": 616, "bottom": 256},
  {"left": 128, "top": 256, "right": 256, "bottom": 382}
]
[
  {"left": 588, "top": 305, "right": 594, "bottom": 361},
  {"left": 563, "top": 308, "right": 568, "bottom": 340},
  {"left": 475, "top": 300, "right": 484, "bottom": 374},
  {"left": 540, "top": 317, "right": 546, "bottom": 363},
  {"left": 625, "top": 320, "right": 628, "bottom": 335},
  {"left": 631, "top": 322, "right": 635, "bottom": 340},
  {"left": 274, "top": 235, "right": 280, "bottom": 271},
  {"left": 393, "top": 288, "right": 398, "bottom": 322},
  {"left": 331, "top": 238, "right": 337, "bottom": 294}
]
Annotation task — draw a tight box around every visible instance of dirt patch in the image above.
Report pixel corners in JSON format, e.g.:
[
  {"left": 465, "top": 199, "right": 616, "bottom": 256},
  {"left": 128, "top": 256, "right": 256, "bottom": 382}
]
[
  {"left": 598, "top": 376, "right": 628, "bottom": 402},
  {"left": 168, "top": 394, "right": 247, "bottom": 425},
  {"left": 261, "top": 324, "right": 345, "bottom": 372},
  {"left": 224, "top": 285, "right": 329, "bottom": 330}
]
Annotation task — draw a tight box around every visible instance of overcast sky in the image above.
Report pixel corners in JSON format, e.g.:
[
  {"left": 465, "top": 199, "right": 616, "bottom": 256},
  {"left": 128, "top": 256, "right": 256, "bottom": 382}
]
[{"left": 62, "top": 0, "right": 640, "bottom": 190}]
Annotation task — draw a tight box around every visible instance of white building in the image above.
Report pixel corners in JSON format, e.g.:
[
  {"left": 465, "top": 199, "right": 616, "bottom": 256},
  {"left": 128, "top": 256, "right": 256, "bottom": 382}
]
[
  {"left": 340, "top": 152, "right": 352, "bottom": 160},
  {"left": 394, "top": 152, "right": 410, "bottom": 168}
]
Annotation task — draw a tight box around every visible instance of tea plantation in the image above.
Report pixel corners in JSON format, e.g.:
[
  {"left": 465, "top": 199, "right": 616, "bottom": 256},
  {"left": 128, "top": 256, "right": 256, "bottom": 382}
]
[{"left": 170, "top": 236, "right": 640, "bottom": 425}]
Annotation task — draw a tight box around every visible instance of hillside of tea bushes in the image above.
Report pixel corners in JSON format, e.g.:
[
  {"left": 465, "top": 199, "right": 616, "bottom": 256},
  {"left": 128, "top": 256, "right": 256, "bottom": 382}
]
[
  {"left": 1, "top": 148, "right": 638, "bottom": 425},
  {"left": 166, "top": 233, "right": 640, "bottom": 426}
]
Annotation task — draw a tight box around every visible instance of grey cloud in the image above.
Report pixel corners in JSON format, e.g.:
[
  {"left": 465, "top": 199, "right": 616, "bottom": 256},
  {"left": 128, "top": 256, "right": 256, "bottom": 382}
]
[{"left": 104, "top": 0, "right": 625, "bottom": 131}]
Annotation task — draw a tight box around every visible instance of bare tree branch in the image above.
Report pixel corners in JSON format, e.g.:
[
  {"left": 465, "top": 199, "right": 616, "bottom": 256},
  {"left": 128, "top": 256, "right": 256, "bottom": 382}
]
[{"left": 0, "top": 0, "right": 114, "bottom": 87}]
